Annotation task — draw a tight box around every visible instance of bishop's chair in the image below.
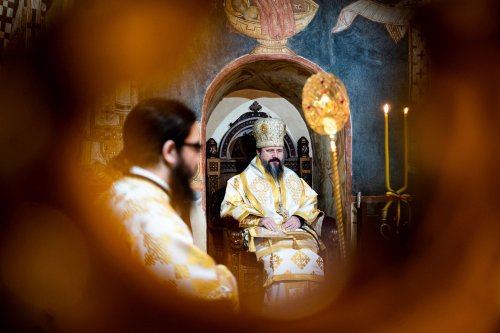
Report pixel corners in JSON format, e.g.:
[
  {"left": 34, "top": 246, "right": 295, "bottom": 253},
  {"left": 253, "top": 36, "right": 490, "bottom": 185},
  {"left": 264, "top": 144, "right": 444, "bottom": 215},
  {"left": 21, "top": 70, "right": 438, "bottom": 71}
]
[{"left": 205, "top": 109, "right": 340, "bottom": 307}]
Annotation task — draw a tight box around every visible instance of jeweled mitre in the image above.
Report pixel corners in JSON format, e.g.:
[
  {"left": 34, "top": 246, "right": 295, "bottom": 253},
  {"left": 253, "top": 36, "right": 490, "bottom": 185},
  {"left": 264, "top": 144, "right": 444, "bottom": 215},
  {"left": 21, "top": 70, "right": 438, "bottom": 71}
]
[{"left": 252, "top": 117, "right": 286, "bottom": 148}]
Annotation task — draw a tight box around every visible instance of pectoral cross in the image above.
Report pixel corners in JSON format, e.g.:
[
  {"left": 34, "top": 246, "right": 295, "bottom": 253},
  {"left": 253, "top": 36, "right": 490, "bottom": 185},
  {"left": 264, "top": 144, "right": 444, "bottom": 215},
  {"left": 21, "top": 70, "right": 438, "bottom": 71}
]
[
  {"left": 277, "top": 180, "right": 289, "bottom": 221},
  {"left": 278, "top": 202, "right": 289, "bottom": 221}
]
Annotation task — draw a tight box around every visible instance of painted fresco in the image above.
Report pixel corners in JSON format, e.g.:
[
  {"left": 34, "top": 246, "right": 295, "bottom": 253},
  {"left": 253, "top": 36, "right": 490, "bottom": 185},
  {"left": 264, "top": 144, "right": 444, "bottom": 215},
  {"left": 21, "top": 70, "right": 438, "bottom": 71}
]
[
  {"left": 144, "top": 0, "right": 422, "bottom": 196},
  {"left": 77, "top": 0, "right": 427, "bottom": 203},
  {"left": 332, "top": 0, "right": 415, "bottom": 43},
  {"left": 224, "top": 0, "right": 318, "bottom": 54}
]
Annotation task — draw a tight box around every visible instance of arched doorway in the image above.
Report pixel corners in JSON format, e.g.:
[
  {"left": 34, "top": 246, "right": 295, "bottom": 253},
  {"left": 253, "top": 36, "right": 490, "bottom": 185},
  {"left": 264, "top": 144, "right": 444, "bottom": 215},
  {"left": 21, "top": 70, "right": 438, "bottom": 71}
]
[
  {"left": 200, "top": 53, "right": 353, "bottom": 307},
  {"left": 201, "top": 53, "right": 352, "bottom": 228}
]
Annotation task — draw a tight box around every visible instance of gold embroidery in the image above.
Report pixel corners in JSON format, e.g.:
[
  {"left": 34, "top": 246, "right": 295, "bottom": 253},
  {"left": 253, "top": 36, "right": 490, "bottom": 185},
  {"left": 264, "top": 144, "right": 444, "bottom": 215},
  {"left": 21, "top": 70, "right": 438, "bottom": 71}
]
[
  {"left": 174, "top": 264, "right": 190, "bottom": 279},
  {"left": 240, "top": 169, "right": 266, "bottom": 215},
  {"left": 191, "top": 279, "right": 220, "bottom": 297},
  {"left": 255, "top": 238, "right": 319, "bottom": 259},
  {"left": 187, "top": 248, "right": 215, "bottom": 268},
  {"left": 257, "top": 245, "right": 318, "bottom": 260},
  {"left": 286, "top": 174, "right": 302, "bottom": 204},
  {"left": 173, "top": 222, "right": 190, "bottom": 236},
  {"left": 142, "top": 197, "right": 168, "bottom": 207},
  {"left": 240, "top": 215, "right": 259, "bottom": 227},
  {"left": 236, "top": 210, "right": 251, "bottom": 223},
  {"left": 111, "top": 192, "right": 126, "bottom": 205},
  {"left": 121, "top": 208, "right": 135, "bottom": 221},
  {"left": 291, "top": 250, "right": 311, "bottom": 270},
  {"left": 265, "top": 274, "right": 324, "bottom": 286},
  {"left": 163, "top": 279, "right": 178, "bottom": 291},
  {"left": 227, "top": 193, "right": 243, "bottom": 204},
  {"left": 316, "top": 256, "right": 324, "bottom": 271},
  {"left": 263, "top": 272, "right": 324, "bottom": 287},
  {"left": 260, "top": 123, "right": 268, "bottom": 134},
  {"left": 278, "top": 203, "right": 289, "bottom": 221},
  {"left": 193, "top": 276, "right": 237, "bottom": 307},
  {"left": 127, "top": 201, "right": 151, "bottom": 215},
  {"left": 233, "top": 177, "right": 240, "bottom": 191},
  {"left": 270, "top": 253, "right": 283, "bottom": 271},
  {"left": 143, "top": 232, "right": 172, "bottom": 266},
  {"left": 249, "top": 177, "right": 271, "bottom": 204}
]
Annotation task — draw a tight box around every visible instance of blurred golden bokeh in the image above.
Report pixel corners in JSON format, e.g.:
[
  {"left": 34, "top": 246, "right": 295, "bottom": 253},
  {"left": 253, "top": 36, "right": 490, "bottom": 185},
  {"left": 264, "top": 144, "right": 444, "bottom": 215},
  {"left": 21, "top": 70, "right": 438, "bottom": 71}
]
[
  {"left": 0, "top": 0, "right": 499, "bottom": 332},
  {"left": 1, "top": 202, "right": 89, "bottom": 309}
]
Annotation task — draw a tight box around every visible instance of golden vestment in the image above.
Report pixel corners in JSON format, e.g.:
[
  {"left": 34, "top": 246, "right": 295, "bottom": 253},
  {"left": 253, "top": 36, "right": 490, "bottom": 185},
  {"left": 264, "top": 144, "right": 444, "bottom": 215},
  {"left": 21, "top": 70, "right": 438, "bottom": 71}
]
[
  {"left": 220, "top": 157, "right": 324, "bottom": 304},
  {"left": 106, "top": 167, "right": 238, "bottom": 307}
]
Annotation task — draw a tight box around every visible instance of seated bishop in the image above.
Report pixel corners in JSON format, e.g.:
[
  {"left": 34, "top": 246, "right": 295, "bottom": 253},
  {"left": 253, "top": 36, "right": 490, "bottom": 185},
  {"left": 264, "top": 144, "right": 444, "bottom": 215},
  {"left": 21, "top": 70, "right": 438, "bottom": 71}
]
[{"left": 220, "top": 116, "right": 325, "bottom": 311}]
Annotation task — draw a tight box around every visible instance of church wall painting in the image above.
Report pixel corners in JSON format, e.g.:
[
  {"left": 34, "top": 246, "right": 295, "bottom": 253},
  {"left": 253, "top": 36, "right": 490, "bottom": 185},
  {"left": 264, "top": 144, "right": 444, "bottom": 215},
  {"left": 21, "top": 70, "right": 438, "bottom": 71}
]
[
  {"left": 141, "top": 0, "right": 421, "bottom": 194},
  {"left": 0, "top": 0, "right": 425, "bottom": 200},
  {"left": 79, "top": 0, "right": 426, "bottom": 228},
  {"left": 224, "top": 0, "right": 319, "bottom": 55}
]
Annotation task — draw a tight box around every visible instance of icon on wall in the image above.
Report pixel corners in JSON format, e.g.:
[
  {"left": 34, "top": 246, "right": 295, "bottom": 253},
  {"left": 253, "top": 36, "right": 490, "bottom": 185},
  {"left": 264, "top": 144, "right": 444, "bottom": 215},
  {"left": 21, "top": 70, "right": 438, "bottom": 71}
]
[{"left": 224, "top": 0, "right": 318, "bottom": 55}]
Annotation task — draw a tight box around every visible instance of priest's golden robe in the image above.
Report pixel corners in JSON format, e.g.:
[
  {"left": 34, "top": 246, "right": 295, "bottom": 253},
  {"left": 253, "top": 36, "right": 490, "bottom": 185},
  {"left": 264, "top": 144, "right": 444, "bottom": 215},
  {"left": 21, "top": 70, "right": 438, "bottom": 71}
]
[
  {"left": 220, "top": 157, "right": 324, "bottom": 304},
  {"left": 105, "top": 167, "right": 238, "bottom": 307}
]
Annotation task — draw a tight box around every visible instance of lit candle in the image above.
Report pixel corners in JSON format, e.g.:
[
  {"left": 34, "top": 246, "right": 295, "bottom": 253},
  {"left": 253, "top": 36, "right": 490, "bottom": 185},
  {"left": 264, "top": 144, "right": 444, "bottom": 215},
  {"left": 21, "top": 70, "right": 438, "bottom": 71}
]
[
  {"left": 400, "top": 107, "right": 409, "bottom": 192},
  {"left": 383, "top": 104, "right": 393, "bottom": 192}
]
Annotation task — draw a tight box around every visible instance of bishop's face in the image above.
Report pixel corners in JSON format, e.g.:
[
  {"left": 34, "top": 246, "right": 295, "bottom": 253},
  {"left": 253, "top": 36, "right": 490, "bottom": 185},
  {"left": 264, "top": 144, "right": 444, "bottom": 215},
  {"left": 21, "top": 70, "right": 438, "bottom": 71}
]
[
  {"left": 258, "top": 146, "right": 284, "bottom": 165},
  {"left": 257, "top": 146, "right": 284, "bottom": 180}
]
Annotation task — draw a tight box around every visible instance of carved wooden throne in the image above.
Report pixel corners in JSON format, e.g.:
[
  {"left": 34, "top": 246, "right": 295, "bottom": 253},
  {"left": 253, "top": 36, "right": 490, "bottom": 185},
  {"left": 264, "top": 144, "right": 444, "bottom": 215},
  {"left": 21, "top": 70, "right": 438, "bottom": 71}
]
[{"left": 205, "top": 108, "right": 339, "bottom": 307}]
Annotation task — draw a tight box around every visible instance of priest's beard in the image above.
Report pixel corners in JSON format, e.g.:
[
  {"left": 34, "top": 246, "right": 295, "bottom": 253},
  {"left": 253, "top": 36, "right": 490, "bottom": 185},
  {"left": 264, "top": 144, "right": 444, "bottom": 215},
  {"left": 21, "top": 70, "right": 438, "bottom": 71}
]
[
  {"left": 169, "top": 158, "right": 195, "bottom": 220},
  {"left": 263, "top": 158, "right": 284, "bottom": 181}
]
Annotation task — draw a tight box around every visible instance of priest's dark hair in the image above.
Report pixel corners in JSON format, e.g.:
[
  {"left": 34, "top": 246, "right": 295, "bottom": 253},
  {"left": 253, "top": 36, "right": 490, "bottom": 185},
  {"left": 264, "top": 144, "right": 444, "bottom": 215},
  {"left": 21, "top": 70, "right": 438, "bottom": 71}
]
[{"left": 113, "top": 98, "right": 197, "bottom": 171}]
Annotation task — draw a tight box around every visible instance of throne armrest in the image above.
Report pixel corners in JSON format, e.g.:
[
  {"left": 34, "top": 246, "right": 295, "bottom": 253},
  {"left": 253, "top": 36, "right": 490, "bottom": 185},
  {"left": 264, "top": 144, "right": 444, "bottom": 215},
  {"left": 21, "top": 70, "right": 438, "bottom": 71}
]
[
  {"left": 217, "top": 216, "right": 242, "bottom": 229},
  {"left": 321, "top": 215, "right": 339, "bottom": 248}
]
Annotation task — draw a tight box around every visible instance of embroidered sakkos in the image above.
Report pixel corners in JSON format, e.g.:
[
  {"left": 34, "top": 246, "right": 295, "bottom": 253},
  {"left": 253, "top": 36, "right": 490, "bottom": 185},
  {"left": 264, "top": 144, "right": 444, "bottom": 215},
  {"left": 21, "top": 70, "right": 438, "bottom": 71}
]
[{"left": 221, "top": 157, "right": 324, "bottom": 297}]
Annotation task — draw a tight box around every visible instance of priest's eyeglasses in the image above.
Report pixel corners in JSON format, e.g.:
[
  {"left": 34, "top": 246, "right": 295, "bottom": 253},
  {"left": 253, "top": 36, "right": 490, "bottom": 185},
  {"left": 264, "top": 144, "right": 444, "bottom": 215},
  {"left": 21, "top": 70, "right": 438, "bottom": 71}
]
[{"left": 182, "top": 142, "right": 202, "bottom": 152}]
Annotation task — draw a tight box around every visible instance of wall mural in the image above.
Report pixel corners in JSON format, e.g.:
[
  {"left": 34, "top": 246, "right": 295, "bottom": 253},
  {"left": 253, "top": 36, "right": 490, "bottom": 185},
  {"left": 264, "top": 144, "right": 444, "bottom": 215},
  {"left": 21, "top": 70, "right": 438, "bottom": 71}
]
[
  {"left": 76, "top": 0, "right": 427, "bottom": 202},
  {"left": 409, "top": 24, "right": 428, "bottom": 106},
  {"left": 332, "top": 0, "right": 414, "bottom": 43},
  {"left": 331, "top": 0, "right": 429, "bottom": 104},
  {"left": 224, "top": 0, "right": 318, "bottom": 54}
]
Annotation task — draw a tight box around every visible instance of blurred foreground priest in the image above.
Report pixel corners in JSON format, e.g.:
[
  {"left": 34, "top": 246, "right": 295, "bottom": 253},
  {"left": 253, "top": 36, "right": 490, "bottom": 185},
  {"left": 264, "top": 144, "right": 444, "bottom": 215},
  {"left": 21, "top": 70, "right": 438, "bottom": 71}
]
[{"left": 99, "top": 99, "right": 238, "bottom": 308}]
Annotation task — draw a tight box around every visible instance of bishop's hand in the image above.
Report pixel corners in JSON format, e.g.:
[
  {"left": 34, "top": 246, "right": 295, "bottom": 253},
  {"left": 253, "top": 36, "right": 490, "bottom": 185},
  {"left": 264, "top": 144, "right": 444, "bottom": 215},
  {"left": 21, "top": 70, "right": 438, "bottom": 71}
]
[
  {"left": 283, "top": 216, "right": 301, "bottom": 231},
  {"left": 258, "top": 217, "right": 279, "bottom": 232}
]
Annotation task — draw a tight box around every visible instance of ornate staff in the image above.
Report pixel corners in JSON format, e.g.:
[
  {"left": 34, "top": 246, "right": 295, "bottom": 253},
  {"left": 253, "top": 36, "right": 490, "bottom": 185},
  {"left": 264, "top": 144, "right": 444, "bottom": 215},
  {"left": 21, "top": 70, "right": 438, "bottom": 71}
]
[{"left": 302, "top": 72, "right": 350, "bottom": 262}]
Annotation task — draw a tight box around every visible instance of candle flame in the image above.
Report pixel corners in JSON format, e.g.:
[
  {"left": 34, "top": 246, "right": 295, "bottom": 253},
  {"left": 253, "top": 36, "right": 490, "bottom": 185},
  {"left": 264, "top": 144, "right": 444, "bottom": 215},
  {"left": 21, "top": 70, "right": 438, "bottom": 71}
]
[
  {"left": 404, "top": 107, "right": 409, "bottom": 115},
  {"left": 383, "top": 104, "right": 389, "bottom": 114}
]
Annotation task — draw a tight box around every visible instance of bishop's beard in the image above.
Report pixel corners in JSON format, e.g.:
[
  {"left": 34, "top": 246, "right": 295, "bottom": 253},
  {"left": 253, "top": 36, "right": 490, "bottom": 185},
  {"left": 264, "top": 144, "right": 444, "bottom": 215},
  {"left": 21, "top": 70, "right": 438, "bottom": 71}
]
[{"left": 263, "top": 158, "right": 284, "bottom": 181}]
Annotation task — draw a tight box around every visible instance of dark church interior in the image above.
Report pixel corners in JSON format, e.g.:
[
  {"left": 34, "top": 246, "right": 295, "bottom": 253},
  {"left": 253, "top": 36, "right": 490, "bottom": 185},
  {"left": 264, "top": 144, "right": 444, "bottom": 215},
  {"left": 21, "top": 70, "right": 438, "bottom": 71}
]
[{"left": 0, "top": 0, "right": 499, "bottom": 332}]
